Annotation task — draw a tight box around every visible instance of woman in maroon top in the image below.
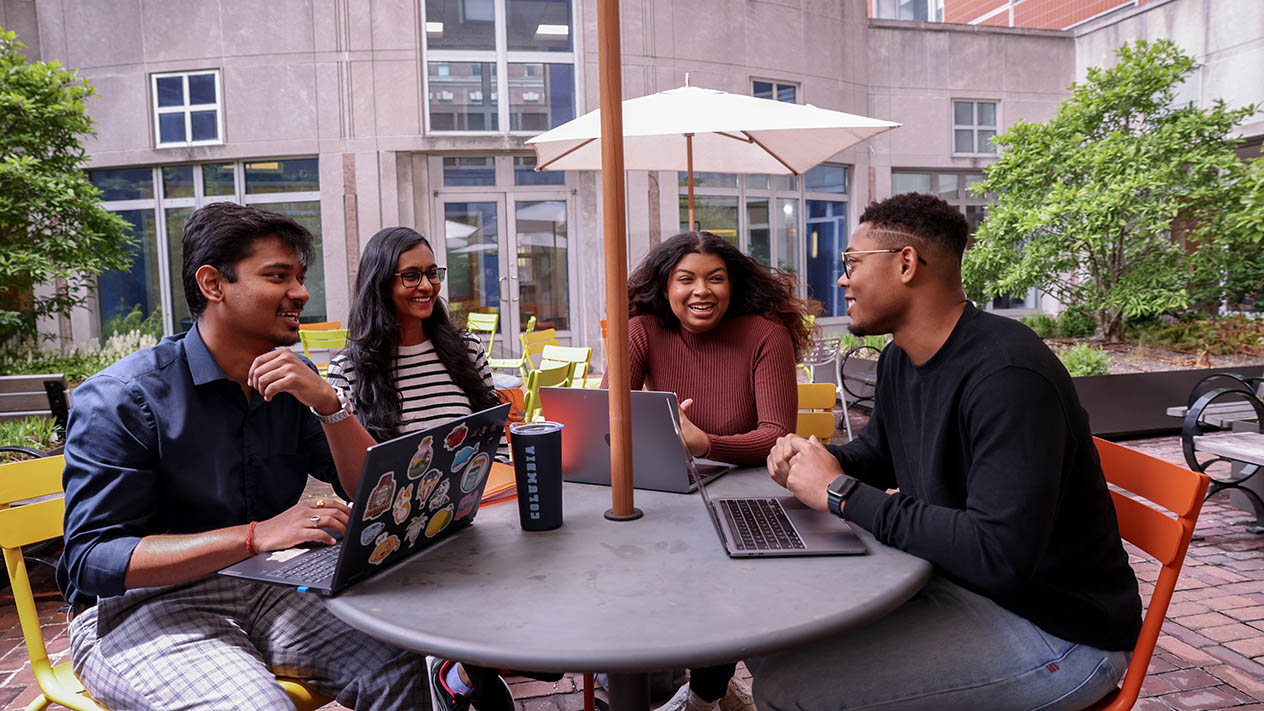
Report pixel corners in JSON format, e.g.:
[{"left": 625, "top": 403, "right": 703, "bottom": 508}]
[{"left": 620, "top": 231, "right": 813, "bottom": 711}]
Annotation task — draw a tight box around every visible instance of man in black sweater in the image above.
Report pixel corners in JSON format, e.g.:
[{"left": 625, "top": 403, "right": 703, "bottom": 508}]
[{"left": 755, "top": 193, "right": 1141, "bottom": 711}]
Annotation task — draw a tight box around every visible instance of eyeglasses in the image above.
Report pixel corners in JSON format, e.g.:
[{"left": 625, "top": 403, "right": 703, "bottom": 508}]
[
  {"left": 395, "top": 267, "right": 446, "bottom": 287},
  {"left": 841, "top": 249, "right": 928, "bottom": 278}
]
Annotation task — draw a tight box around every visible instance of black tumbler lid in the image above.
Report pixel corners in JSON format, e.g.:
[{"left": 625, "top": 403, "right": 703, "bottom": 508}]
[{"left": 510, "top": 421, "right": 564, "bottom": 435}]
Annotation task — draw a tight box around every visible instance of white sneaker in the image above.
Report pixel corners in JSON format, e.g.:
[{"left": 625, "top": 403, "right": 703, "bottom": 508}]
[
  {"left": 653, "top": 682, "right": 717, "bottom": 711},
  {"left": 717, "top": 677, "right": 756, "bottom": 711}
]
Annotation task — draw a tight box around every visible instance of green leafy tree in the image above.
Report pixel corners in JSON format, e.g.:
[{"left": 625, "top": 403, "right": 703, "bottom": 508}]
[
  {"left": 963, "top": 40, "right": 1260, "bottom": 340},
  {"left": 0, "top": 29, "right": 132, "bottom": 344},
  {"left": 1190, "top": 154, "right": 1264, "bottom": 311}
]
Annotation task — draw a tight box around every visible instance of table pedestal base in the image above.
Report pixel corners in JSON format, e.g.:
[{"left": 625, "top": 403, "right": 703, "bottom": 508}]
[{"left": 607, "top": 672, "right": 651, "bottom": 711}]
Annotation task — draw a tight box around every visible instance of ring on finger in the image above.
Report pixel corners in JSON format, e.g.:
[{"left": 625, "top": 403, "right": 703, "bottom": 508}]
[
  {"left": 310, "top": 514, "right": 320, "bottom": 528},
  {"left": 315, "top": 499, "right": 325, "bottom": 508}
]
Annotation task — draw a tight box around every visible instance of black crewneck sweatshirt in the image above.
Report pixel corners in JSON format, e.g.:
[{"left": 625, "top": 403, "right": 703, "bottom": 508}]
[{"left": 833, "top": 304, "right": 1142, "bottom": 651}]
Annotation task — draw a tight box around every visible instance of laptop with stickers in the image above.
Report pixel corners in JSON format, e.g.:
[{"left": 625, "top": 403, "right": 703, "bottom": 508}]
[{"left": 219, "top": 402, "right": 511, "bottom": 595}]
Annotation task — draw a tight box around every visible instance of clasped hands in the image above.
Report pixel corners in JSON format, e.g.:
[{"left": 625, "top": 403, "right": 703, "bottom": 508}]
[{"left": 767, "top": 433, "right": 844, "bottom": 513}]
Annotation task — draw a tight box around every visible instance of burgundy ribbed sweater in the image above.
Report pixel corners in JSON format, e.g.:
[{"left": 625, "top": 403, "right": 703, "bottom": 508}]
[{"left": 624, "top": 313, "right": 797, "bottom": 466}]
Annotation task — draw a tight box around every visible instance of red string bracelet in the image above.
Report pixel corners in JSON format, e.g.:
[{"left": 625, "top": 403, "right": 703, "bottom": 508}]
[{"left": 246, "top": 521, "right": 259, "bottom": 557}]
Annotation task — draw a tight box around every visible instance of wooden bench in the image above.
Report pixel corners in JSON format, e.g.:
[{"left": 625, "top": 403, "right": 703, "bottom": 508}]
[
  {"left": 1180, "top": 385, "right": 1264, "bottom": 533},
  {"left": 0, "top": 374, "right": 70, "bottom": 433}
]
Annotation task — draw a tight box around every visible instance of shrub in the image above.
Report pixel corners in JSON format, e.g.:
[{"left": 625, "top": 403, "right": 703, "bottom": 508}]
[
  {"left": 0, "top": 416, "right": 62, "bottom": 462},
  {"left": 0, "top": 329, "right": 160, "bottom": 386},
  {"left": 1126, "top": 316, "right": 1264, "bottom": 356},
  {"left": 1020, "top": 313, "right": 1058, "bottom": 339},
  {"left": 1059, "top": 344, "right": 1112, "bottom": 377},
  {"left": 1056, "top": 307, "right": 1098, "bottom": 339}
]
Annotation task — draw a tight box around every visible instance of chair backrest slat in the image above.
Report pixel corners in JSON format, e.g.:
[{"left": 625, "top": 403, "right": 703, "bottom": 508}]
[
  {"left": 0, "top": 498, "right": 65, "bottom": 549},
  {"left": 0, "top": 455, "right": 65, "bottom": 505},
  {"left": 797, "top": 383, "right": 836, "bottom": 411},
  {"left": 1096, "top": 438, "right": 1203, "bottom": 516},
  {"left": 520, "top": 328, "right": 559, "bottom": 370},
  {"left": 1108, "top": 490, "right": 1184, "bottom": 566}
]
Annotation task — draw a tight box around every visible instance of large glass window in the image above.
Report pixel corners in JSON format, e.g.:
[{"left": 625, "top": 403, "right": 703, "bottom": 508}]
[
  {"left": 424, "top": 0, "right": 576, "bottom": 134},
  {"left": 151, "top": 70, "right": 222, "bottom": 147},
  {"left": 89, "top": 158, "right": 324, "bottom": 336}
]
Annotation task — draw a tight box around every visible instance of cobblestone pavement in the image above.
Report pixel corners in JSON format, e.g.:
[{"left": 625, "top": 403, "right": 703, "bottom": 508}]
[{"left": 3, "top": 418, "right": 1261, "bottom": 710}]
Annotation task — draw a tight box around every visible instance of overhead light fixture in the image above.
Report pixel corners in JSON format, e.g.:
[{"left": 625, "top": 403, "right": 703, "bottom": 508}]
[
  {"left": 535, "top": 24, "right": 569, "bottom": 37},
  {"left": 426, "top": 21, "right": 444, "bottom": 34}
]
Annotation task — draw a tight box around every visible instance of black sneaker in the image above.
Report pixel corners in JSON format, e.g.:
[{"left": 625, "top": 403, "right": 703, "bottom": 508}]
[
  {"left": 426, "top": 656, "right": 471, "bottom": 711},
  {"left": 462, "top": 664, "right": 515, "bottom": 711}
]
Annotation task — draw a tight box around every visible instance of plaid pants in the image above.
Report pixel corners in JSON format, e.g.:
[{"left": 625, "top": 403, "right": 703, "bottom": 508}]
[{"left": 69, "top": 575, "right": 433, "bottom": 711}]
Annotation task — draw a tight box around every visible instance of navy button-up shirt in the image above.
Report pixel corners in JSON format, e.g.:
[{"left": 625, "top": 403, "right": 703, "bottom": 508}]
[{"left": 57, "top": 324, "right": 342, "bottom": 605}]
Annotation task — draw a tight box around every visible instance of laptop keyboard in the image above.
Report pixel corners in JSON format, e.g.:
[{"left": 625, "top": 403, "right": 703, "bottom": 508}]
[
  {"left": 268, "top": 543, "right": 341, "bottom": 584},
  {"left": 719, "top": 498, "right": 805, "bottom": 551}
]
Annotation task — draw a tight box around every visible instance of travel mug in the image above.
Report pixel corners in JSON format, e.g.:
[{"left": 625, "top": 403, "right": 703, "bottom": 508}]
[{"left": 509, "top": 421, "right": 565, "bottom": 531}]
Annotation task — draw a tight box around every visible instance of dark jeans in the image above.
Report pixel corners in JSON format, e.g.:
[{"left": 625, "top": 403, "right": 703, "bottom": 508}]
[{"left": 689, "top": 663, "right": 737, "bottom": 702}]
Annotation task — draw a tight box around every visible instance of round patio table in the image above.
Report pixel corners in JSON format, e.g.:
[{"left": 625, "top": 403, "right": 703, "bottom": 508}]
[{"left": 325, "top": 468, "right": 932, "bottom": 710}]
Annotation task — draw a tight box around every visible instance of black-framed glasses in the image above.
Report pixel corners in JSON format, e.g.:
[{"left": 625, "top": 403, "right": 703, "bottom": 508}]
[
  {"left": 395, "top": 267, "right": 446, "bottom": 287},
  {"left": 841, "top": 249, "right": 928, "bottom": 278}
]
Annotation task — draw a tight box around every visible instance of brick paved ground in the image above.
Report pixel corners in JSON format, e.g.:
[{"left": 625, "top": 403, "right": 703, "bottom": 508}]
[{"left": 3, "top": 415, "right": 1261, "bottom": 710}]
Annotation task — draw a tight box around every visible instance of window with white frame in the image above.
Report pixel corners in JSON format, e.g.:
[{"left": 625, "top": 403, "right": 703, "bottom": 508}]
[
  {"left": 872, "top": 0, "right": 944, "bottom": 22},
  {"left": 952, "top": 100, "right": 997, "bottom": 155},
  {"left": 752, "top": 79, "right": 798, "bottom": 104},
  {"left": 151, "top": 71, "right": 223, "bottom": 147},
  {"left": 423, "top": 0, "right": 576, "bottom": 134}
]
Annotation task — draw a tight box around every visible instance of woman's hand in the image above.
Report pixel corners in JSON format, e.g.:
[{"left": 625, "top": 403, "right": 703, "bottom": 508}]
[{"left": 677, "top": 398, "right": 711, "bottom": 457}]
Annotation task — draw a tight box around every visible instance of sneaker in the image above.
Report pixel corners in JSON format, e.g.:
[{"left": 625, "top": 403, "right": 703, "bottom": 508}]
[
  {"left": 717, "top": 677, "right": 756, "bottom": 711},
  {"left": 460, "top": 663, "right": 515, "bottom": 711},
  {"left": 653, "top": 682, "right": 717, "bottom": 711},
  {"left": 427, "top": 656, "right": 471, "bottom": 711}
]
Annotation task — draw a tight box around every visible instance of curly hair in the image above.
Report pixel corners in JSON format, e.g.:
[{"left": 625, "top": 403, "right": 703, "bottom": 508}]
[
  {"left": 626, "top": 231, "right": 816, "bottom": 359},
  {"left": 341, "top": 227, "right": 499, "bottom": 442},
  {"left": 858, "top": 192, "right": 970, "bottom": 263}
]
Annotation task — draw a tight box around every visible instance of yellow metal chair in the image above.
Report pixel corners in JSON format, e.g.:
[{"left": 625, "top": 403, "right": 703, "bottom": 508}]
[
  {"left": 298, "top": 328, "right": 348, "bottom": 377},
  {"left": 522, "top": 362, "right": 574, "bottom": 423},
  {"left": 0, "top": 455, "right": 332, "bottom": 711},
  {"left": 520, "top": 328, "right": 560, "bottom": 372},
  {"left": 298, "top": 320, "right": 342, "bottom": 331},
  {"left": 796, "top": 382, "right": 837, "bottom": 441},
  {"left": 467, "top": 311, "right": 529, "bottom": 377},
  {"left": 539, "top": 345, "right": 593, "bottom": 388}
]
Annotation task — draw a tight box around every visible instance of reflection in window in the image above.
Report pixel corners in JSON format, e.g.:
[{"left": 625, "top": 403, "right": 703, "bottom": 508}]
[
  {"left": 805, "top": 200, "right": 847, "bottom": 317},
  {"left": 202, "top": 163, "right": 235, "bottom": 195},
  {"left": 90, "top": 168, "right": 155, "bottom": 201},
  {"left": 444, "top": 202, "right": 501, "bottom": 329},
  {"left": 425, "top": 0, "right": 496, "bottom": 50},
  {"left": 805, "top": 164, "right": 847, "bottom": 194},
  {"left": 515, "top": 200, "right": 569, "bottom": 329},
  {"left": 164, "top": 206, "right": 194, "bottom": 332},
  {"left": 891, "top": 172, "right": 931, "bottom": 195},
  {"left": 429, "top": 62, "right": 499, "bottom": 131},
  {"left": 162, "top": 166, "right": 195, "bottom": 199},
  {"left": 506, "top": 0, "right": 572, "bottom": 52},
  {"left": 753, "top": 80, "right": 797, "bottom": 104},
  {"left": 776, "top": 199, "right": 800, "bottom": 275},
  {"left": 444, "top": 157, "right": 497, "bottom": 187},
  {"left": 509, "top": 64, "right": 574, "bottom": 131},
  {"left": 677, "top": 172, "right": 739, "bottom": 189},
  {"left": 267, "top": 201, "right": 327, "bottom": 323},
  {"left": 747, "top": 200, "right": 771, "bottom": 266},
  {"left": 680, "top": 195, "right": 739, "bottom": 242},
  {"left": 514, "top": 155, "right": 564, "bottom": 185},
  {"left": 244, "top": 159, "right": 319, "bottom": 194},
  {"left": 98, "top": 210, "right": 161, "bottom": 329}
]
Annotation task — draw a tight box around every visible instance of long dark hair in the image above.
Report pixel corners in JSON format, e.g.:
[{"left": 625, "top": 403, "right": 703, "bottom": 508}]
[
  {"left": 627, "top": 231, "right": 816, "bottom": 360},
  {"left": 343, "top": 227, "right": 499, "bottom": 441}
]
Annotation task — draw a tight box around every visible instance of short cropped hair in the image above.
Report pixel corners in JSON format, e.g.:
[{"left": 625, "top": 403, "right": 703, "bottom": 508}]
[
  {"left": 181, "top": 202, "right": 315, "bottom": 318},
  {"left": 858, "top": 193, "right": 970, "bottom": 263}
]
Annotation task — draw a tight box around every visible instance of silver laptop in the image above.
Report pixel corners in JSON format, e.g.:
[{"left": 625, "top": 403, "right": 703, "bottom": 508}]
[
  {"left": 539, "top": 388, "right": 736, "bottom": 493},
  {"left": 678, "top": 415, "right": 868, "bottom": 558}
]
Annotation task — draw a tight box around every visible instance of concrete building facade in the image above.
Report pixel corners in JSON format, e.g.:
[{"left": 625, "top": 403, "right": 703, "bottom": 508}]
[{"left": 2, "top": 0, "right": 1257, "bottom": 362}]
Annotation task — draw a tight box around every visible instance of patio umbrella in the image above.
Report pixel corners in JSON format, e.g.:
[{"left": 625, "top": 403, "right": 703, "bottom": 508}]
[{"left": 527, "top": 85, "right": 900, "bottom": 228}]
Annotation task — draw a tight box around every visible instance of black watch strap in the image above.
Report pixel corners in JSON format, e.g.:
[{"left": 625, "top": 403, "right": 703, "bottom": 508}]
[{"left": 827, "top": 474, "right": 859, "bottom": 517}]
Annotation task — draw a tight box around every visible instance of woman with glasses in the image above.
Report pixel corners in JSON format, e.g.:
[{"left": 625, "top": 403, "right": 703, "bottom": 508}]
[
  {"left": 326, "top": 226, "right": 530, "bottom": 710},
  {"left": 327, "top": 226, "right": 501, "bottom": 443}
]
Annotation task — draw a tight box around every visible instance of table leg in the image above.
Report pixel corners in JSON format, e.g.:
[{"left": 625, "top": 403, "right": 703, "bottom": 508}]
[{"left": 607, "top": 672, "right": 651, "bottom": 711}]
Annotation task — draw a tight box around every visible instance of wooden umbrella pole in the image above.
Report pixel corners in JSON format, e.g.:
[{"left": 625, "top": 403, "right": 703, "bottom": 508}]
[
  {"left": 598, "top": 0, "right": 640, "bottom": 521},
  {"left": 686, "top": 133, "right": 696, "bottom": 231}
]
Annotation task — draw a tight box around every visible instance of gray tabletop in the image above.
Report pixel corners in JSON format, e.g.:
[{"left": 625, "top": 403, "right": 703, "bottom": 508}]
[{"left": 325, "top": 468, "right": 932, "bottom": 673}]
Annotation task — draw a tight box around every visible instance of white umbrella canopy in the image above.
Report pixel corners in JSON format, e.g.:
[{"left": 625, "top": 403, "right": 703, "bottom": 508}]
[{"left": 527, "top": 85, "right": 900, "bottom": 175}]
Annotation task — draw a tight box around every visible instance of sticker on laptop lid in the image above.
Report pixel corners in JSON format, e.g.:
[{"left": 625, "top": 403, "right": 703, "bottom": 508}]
[
  {"left": 393, "top": 483, "right": 414, "bottom": 525},
  {"left": 451, "top": 445, "right": 476, "bottom": 473},
  {"left": 405, "top": 513, "right": 428, "bottom": 547},
  {"left": 417, "top": 468, "right": 443, "bottom": 505},
  {"left": 428, "top": 479, "right": 451, "bottom": 510},
  {"left": 368, "top": 532, "right": 400, "bottom": 565},
  {"left": 455, "top": 492, "right": 479, "bottom": 521},
  {"left": 359, "top": 521, "right": 386, "bottom": 547},
  {"left": 460, "top": 452, "right": 491, "bottom": 493},
  {"left": 425, "top": 504, "right": 454, "bottom": 538},
  {"left": 363, "top": 472, "right": 396, "bottom": 521},
  {"left": 445, "top": 423, "right": 469, "bottom": 451},
  {"left": 407, "top": 436, "right": 435, "bottom": 479}
]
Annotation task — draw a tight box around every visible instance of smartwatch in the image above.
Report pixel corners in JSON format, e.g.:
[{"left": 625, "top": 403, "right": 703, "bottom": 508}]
[
  {"left": 826, "top": 473, "right": 859, "bottom": 518},
  {"left": 311, "top": 387, "right": 354, "bottom": 425}
]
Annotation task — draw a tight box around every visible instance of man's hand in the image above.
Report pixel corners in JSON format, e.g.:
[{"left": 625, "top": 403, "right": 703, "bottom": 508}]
[
  {"left": 677, "top": 398, "right": 711, "bottom": 457},
  {"left": 772, "top": 434, "right": 843, "bottom": 512},
  {"left": 253, "top": 498, "right": 352, "bottom": 552},
  {"left": 247, "top": 349, "right": 341, "bottom": 414}
]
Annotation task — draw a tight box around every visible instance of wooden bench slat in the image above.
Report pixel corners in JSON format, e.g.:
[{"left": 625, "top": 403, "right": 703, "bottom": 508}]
[
  {"left": 1191, "top": 432, "right": 1264, "bottom": 467},
  {"left": 0, "top": 374, "right": 67, "bottom": 395}
]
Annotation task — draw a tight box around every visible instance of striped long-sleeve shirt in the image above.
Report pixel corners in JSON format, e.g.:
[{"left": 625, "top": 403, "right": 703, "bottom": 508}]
[{"left": 624, "top": 313, "right": 797, "bottom": 466}]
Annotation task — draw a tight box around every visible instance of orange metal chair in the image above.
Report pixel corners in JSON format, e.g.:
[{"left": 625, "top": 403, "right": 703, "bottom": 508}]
[
  {"left": 0, "top": 455, "right": 331, "bottom": 711},
  {"left": 298, "top": 320, "right": 342, "bottom": 331},
  {"left": 1086, "top": 437, "right": 1210, "bottom": 711}
]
